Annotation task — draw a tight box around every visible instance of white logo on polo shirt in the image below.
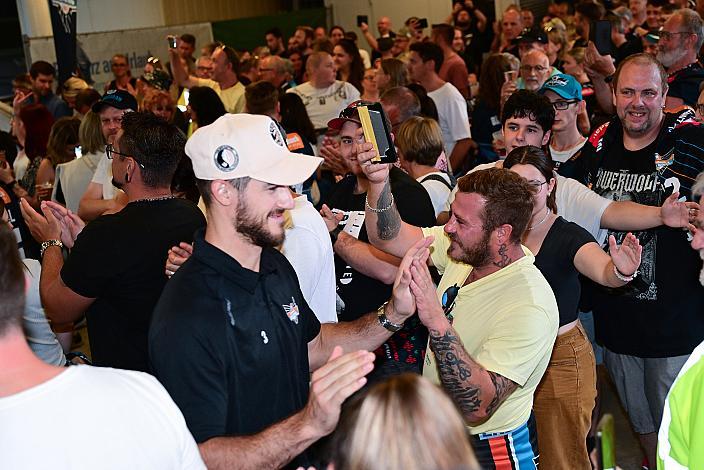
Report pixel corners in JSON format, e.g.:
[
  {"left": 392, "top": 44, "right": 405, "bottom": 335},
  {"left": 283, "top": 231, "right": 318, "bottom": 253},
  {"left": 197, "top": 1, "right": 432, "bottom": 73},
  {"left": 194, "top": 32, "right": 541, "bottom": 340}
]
[
  {"left": 261, "top": 331, "right": 269, "bottom": 344},
  {"left": 283, "top": 297, "right": 300, "bottom": 324}
]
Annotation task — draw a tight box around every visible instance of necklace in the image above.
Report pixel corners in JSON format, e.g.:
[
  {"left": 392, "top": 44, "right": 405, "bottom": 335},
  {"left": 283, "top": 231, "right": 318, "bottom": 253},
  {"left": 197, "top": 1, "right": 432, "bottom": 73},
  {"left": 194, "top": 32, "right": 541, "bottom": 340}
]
[
  {"left": 527, "top": 207, "right": 550, "bottom": 231},
  {"left": 131, "top": 194, "right": 175, "bottom": 204}
]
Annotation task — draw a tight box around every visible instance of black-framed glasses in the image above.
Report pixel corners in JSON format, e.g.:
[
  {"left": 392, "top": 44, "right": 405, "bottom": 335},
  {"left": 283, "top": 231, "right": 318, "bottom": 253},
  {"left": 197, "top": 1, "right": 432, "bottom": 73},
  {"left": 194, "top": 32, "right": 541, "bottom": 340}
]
[
  {"left": 442, "top": 284, "right": 459, "bottom": 323},
  {"left": 658, "top": 31, "right": 693, "bottom": 41},
  {"left": 520, "top": 64, "right": 548, "bottom": 74},
  {"left": 527, "top": 180, "right": 547, "bottom": 190},
  {"left": 551, "top": 99, "right": 579, "bottom": 110},
  {"left": 105, "top": 144, "right": 144, "bottom": 168}
]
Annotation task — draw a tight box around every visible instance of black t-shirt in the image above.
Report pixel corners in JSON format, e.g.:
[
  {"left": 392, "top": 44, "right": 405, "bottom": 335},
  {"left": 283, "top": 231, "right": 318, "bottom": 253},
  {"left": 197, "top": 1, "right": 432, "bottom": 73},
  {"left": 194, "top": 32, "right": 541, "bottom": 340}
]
[
  {"left": 323, "top": 168, "right": 435, "bottom": 375},
  {"left": 149, "top": 232, "right": 320, "bottom": 466},
  {"left": 61, "top": 198, "right": 205, "bottom": 371},
  {"left": 614, "top": 38, "right": 643, "bottom": 66},
  {"left": 534, "top": 217, "right": 595, "bottom": 327},
  {"left": 575, "top": 113, "right": 704, "bottom": 357},
  {"left": 667, "top": 62, "right": 704, "bottom": 107}
]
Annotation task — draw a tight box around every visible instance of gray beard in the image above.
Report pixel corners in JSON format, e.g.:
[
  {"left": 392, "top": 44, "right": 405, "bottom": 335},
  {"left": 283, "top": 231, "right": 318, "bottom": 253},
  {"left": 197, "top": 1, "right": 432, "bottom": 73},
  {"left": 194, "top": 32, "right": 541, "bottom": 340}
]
[{"left": 657, "top": 48, "right": 687, "bottom": 69}]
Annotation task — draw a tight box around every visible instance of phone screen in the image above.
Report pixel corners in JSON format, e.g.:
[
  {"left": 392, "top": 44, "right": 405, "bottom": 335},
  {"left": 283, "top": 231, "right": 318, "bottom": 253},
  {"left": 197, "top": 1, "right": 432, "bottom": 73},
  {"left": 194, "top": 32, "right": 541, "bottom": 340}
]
[
  {"left": 357, "top": 15, "right": 368, "bottom": 27},
  {"left": 168, "top": 36, "right": 177, "bottom": 49},
  {"left": 418, "top": 18, "right": 429, "bottom": 29},
  {"left": 590, "top": 20, "right": 612, "bottom": 56}
]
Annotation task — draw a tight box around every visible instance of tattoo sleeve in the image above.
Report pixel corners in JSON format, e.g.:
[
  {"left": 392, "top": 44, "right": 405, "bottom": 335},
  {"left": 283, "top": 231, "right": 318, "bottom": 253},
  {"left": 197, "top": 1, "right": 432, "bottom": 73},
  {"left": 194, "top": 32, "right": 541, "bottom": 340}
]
[
  {"left": 375, "top": 179, "right": 401, "bottom": 241},
  {"left": 429, "top": 326, "right": 517, "bottom": 422}
]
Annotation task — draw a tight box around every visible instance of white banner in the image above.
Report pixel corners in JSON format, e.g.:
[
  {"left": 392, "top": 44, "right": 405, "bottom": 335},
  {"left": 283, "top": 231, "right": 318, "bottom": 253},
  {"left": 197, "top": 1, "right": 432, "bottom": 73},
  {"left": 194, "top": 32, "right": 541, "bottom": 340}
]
[{"left": 28, "top": 22, "right": 213, "bottom": 93}]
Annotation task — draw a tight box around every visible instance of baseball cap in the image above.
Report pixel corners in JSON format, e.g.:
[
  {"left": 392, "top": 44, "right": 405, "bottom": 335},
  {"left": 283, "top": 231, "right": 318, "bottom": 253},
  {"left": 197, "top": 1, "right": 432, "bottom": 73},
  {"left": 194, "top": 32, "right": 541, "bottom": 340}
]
[
  {"left": 91, "top": 89, "right": 138, "bottom": 113},
  {"left": 327, "top": 100, "right": 372, "bottom": 131},
  {"left": 185, "top": 113, "right": 322, "bottom": 186},
  {"left": 514, "top": 28, "right": 548, "bottom": 45},
  {"left": 539, "top": 73, "right": 583, "bottom": 101}
]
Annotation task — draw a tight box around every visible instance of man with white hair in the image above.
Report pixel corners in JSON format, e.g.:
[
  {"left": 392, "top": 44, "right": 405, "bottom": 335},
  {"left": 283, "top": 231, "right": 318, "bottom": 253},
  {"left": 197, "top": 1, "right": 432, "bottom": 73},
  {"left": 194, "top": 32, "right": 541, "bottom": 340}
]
[{"left": 657, "top": 8, "right": 704, "bottom": 108}]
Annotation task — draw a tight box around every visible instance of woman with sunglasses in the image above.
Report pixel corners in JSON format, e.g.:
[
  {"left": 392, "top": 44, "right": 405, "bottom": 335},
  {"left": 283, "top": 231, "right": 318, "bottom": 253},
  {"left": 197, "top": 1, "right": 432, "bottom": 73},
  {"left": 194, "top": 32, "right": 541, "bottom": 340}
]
[{"left": 503, "top": 146, "right": 642, "bottom": 470}]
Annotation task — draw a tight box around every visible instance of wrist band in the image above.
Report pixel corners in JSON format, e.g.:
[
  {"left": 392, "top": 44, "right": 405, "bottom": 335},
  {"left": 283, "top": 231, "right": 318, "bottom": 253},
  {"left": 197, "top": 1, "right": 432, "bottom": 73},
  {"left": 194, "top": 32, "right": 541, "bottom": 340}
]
[
  {"left": 40, "top": 239, "right": 63, "bottom": 258},
  {"left": 365, "top": 193, "right": 394, "bottom": 213},
  {"left": 613, "top": 265, "right": 638, "bottom": 282},
  {"left": 329, "top": 226, "right": 343, "bottom": 245}
]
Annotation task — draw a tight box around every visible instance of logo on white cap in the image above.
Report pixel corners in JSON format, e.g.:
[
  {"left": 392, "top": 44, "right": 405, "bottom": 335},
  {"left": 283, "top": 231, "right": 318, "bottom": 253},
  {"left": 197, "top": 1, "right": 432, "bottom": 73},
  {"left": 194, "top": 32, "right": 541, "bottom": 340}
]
[
  {"left": 269, "top": 121, "right": 285, "bottom": 148},
  {"left": 214, "top": 145, "right": 239, "bottom": 172}
]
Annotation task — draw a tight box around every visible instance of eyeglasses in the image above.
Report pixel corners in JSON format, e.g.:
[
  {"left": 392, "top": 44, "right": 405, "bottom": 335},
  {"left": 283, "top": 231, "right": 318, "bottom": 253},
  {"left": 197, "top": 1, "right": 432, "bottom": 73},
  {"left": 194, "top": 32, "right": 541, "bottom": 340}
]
[
  {"left": 527, "top": 180, "right": 547, "bottom": 190},
  {"left": 658, "top": 31, "right": 693, "bottom": 41},
  {"left": 441, "top": 284, "right": 459, "bottom": 323},
  {"left": 551, "top": 99, "right": 579, "bottom": 110},
  {"left": 105, "top": 144, "right": 145, "bottom": 168},
  {"left": 520, "top": 64, "right": 549, "bottom": 73}
]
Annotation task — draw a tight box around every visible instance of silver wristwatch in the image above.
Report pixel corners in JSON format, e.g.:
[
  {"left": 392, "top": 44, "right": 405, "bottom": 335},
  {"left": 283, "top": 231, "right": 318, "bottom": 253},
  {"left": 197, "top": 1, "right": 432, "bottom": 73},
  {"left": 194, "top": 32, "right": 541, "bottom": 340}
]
[{"left": 377, "top": 301, "right": 403, "bottom": 332}]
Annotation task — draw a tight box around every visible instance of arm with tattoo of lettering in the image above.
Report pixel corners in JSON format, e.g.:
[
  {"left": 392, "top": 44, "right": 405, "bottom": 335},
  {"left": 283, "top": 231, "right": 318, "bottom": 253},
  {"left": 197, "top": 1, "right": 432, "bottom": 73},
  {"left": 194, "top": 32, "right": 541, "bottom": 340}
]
[{"left": 429, "top": 326, "right": 518, "bottom": 424}]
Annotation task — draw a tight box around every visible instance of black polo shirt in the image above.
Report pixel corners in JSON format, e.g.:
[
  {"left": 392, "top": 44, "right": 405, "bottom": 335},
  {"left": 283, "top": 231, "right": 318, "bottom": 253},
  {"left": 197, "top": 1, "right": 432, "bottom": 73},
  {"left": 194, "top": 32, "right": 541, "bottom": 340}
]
[{"left": 149, "top": 230, "right": 321, "bottom": 446}]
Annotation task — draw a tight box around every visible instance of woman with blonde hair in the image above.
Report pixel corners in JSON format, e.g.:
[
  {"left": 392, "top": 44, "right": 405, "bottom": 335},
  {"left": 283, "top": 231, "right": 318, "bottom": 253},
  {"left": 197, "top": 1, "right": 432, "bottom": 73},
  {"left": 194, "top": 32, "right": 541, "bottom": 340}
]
[
  {"left": 544, "top": 18, "right": 568, "bottom": 70},
  {"left": 52, "top": 111, "right": 105, "bottom": 212},
  {"left": 374, "top": 58, "right": 408, "bottom": 95},
  {"left": 328, "top": 373, "right": 479, "bottom": 470},
  {"left": 34, "top": 116, "right": 80, "bottom": 206},
  {"left": 396, "top": 116, "right": 453, "bottom": 221}
]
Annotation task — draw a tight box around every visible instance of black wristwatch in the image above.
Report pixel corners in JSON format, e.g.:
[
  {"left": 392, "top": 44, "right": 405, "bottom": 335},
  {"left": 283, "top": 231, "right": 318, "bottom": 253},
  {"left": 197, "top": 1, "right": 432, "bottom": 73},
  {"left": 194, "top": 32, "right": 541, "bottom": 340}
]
[{"left": 329, "top": 225, "right": 343, "bottom": 245}]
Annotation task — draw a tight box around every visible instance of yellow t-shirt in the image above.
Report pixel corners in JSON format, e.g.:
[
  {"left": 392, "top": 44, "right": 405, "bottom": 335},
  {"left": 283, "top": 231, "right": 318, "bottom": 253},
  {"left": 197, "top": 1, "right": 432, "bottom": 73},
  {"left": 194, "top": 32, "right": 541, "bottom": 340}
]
[
  {"left": 193, "top": 78, "right": 245, "bottom": 114},
  {"left": 421, "top": 225, "right": 558, "bottom": 435}
]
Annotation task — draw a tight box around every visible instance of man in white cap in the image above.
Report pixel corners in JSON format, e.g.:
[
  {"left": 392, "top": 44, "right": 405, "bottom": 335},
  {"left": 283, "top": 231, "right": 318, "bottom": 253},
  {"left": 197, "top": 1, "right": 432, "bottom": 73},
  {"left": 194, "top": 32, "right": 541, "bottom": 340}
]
[{"left": 149, "top": 113, "right": 428, "bottom": 469}]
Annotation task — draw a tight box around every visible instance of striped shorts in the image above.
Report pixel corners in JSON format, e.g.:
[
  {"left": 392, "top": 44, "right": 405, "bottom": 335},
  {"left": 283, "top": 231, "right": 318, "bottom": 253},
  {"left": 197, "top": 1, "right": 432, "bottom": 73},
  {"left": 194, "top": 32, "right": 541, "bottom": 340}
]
[{"left": 470, "top": 413, "right": 540, "bottom": 469}]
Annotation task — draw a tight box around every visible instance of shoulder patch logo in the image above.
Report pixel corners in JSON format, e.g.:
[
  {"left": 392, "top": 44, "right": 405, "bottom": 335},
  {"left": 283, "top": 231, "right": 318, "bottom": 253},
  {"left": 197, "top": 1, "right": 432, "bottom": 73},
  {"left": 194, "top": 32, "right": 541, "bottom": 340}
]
[
  {"left": 214, "top": 145, "right": 238, "bottom": 172},
  {"left": 283, "top": 297, "right": 300, "bottom": 324}
]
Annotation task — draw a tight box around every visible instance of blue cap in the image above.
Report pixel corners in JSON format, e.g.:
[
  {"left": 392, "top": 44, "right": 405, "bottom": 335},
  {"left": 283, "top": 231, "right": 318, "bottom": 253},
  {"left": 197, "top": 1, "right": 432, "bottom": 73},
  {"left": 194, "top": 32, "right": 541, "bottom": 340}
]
[
  {"left": 92, "top": 89, "right": 138, "bottom": 113},
  {"left": 539, "top": 73, "right": 582, "bottom": 101}
]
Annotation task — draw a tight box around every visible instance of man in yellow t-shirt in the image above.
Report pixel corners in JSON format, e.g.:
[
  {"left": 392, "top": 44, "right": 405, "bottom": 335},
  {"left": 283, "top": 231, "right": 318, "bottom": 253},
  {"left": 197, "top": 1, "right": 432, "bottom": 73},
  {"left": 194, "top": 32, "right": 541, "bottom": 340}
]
[
  {"left": 358, "top": 156, "right": 558, "bottom": 469},
  {"left": 169, "top": 42, "right": 245, "bottom": 114}
]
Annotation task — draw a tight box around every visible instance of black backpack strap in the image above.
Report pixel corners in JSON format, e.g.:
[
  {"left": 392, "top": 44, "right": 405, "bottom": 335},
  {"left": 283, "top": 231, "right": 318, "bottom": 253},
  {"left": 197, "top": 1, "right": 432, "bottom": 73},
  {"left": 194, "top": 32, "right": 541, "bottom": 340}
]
[{"left": 419, "top": 173, "right": 455, "bottom": 190}]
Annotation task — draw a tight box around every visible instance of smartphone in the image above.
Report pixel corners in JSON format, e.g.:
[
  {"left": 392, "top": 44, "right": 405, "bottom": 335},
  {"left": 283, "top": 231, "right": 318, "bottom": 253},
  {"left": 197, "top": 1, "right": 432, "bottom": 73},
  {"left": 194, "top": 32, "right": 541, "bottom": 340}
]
[
  {"left": 167, "top": 35, "right": 178, "bottom": 49},
  {"left": 590, "top": 20, "right": 612, "bottom": 56},
  {"left": 357, "top": 102, "right": 397, "bottom": 164},
  {"left": 418, "top": 18, "right": 429, "bottom": 29},
  {"left": 357, "top": 15, "right": 368, "bottom": 27},
  {"left": 504, "top": 70, "right": 518, "bottom": 83},
  {"left": 74, "top": 145, "right": 82, "bottom": 159}
]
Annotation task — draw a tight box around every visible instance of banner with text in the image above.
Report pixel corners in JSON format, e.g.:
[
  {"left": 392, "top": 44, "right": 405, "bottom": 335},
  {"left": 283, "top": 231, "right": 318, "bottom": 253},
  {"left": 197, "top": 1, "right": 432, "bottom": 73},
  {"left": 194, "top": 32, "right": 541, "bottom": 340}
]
[{"left": 28, "top": 22, "right": 213, "bottom": 93}]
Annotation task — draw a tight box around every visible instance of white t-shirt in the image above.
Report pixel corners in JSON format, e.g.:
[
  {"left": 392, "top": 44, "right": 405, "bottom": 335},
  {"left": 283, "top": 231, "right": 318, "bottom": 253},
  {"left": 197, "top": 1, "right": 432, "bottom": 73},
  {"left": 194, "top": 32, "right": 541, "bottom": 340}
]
[
  {"left": 91, "top": 155, "right": 120, "bottom": 200},
  {"left": 287, "top": 81, "right": 360, "bottom": 130},
  {"left": 417, "top": 171, "right": 452, "bottom": 217},
  {"left": 455, "top": 162, "right": 610, "bottom": 243},
  {"left": 0, "top": 366, "right": 205, "bottom": 469},
  {"left": 549, "top": 136, "right": 587, "bottom": 166},
  {"left": 52, "top": 151, "right": 102, "bottom": 213},
  {"left": 13, "top": 150, "right": 29, "bottom": 181},
  {"left": 284, "top": 196, "right": 337, "bottom": 323},
  {"left": 427, "top": 82, "right": 471, "bottom": 158},
  {"left": 23, "top": 259, "right": 64, "bottom": 366}
]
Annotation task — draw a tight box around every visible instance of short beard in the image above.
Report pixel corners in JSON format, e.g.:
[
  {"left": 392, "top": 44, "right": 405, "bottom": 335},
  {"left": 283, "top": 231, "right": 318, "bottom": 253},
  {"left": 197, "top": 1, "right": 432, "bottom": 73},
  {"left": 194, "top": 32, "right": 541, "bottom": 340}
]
[
  {"left": 657, "top": 46, "right": 687, "bottom": 69},
  {"left": 234, "top": 197, "right": 285, "bottom": 249},
  {"left": 447, "top": 228, "right": 492, "bottom": 267}
]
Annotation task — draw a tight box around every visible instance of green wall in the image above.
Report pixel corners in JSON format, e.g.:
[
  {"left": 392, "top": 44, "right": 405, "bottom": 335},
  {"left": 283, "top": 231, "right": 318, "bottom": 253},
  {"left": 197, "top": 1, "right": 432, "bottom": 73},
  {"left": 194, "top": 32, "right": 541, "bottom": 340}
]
[{"left": 212, "top": 7, "right": 327, "bottom": 51}]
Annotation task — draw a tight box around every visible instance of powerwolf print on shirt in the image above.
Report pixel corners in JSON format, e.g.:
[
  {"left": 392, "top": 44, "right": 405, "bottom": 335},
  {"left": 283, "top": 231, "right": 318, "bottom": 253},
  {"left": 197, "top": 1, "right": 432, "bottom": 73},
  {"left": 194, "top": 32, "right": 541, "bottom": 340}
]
[{"left": 582, "top": 109, "right": 704, "bottom": 301}]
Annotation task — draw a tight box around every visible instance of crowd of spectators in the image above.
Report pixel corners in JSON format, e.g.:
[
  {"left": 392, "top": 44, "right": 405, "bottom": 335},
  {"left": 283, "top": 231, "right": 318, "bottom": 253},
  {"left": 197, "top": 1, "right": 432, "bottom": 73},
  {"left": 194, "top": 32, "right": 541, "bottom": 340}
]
[{"left": 2, "top": 0, "right": 704, "bottom": 468}]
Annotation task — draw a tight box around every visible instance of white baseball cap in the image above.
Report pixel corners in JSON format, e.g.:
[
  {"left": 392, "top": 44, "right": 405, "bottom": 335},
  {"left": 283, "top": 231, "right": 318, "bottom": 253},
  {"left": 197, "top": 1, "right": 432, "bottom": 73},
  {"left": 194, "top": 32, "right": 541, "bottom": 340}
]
[{"left": 185, "top": 113, "right": 323, "bottom": 186}]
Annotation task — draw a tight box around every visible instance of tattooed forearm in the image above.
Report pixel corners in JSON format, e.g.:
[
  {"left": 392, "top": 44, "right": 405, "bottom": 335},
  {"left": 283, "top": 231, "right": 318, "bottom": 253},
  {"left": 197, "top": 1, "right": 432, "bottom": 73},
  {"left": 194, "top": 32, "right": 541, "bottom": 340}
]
[
  {"left": 376, "top": 180, "right": 401, "bottom": 240},
  {"left": 493, "top": 243, "right": 511, "bottom": 268},
  {"left": 429, "top": 327, "right": 482, "bottom": 417},
  {"left": 429, "top": 327, "right": 517, "bottom": 422},
  {"left": 485, "top": 371, "right": 517, "bottom": 416}
]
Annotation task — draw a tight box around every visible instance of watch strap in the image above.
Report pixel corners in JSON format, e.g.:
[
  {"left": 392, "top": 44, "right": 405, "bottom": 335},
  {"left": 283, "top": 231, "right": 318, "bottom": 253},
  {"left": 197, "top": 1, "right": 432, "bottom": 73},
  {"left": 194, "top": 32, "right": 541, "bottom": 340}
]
[
  {"left": 40, "top": 239, "right": 63, "bottom": 257},
  {"left": 377, "top": 301, "right": 403, "bottom": 332}
]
